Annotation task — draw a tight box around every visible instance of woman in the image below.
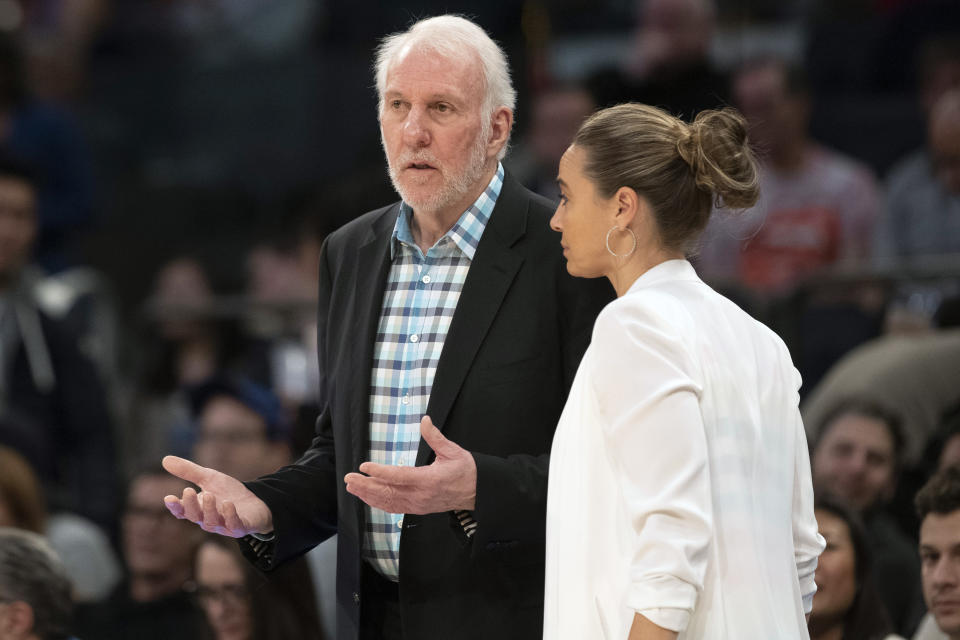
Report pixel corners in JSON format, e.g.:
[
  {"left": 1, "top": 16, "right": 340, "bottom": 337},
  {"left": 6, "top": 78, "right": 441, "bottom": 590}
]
[
  {"left": 808, "top": 497, "right": 903, "bottom": 640},
  {"left": 193, "top": 535, "right": 323, "bottom": 640},
  {"left": 544, "top": 103, "right": 825, "bottom": 639}
]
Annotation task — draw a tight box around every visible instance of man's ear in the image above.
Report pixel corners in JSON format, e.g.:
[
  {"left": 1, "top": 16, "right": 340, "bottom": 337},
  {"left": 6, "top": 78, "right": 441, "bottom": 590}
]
[
  {"left": 0, "top": 600, "right": 36, "bottom": 637},
  {"left": 486, "top": 107, "right": 514, "bottom": 159}
]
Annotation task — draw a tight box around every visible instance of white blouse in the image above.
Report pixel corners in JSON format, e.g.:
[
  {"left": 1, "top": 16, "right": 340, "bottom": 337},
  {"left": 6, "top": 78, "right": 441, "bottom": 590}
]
[{"left": 544, "top": 259, "right": 825, "bottom": 639}]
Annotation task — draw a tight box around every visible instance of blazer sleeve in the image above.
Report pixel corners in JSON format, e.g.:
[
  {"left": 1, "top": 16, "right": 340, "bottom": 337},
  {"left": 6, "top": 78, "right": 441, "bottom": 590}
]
[{"left": 590, "top": 299, "right": 712, "bottom": 633}]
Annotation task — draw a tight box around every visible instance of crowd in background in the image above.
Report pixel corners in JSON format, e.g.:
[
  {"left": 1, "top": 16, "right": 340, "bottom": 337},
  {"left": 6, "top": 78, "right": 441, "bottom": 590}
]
[{"left": 0, "top": 0, "right": 959, "bottom": 638}]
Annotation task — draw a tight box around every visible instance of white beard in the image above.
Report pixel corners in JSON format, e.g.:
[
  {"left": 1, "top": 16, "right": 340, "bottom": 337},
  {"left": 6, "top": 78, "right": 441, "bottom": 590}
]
[{"left": 383, "top": 122, "right": 491, "bottom": 215}]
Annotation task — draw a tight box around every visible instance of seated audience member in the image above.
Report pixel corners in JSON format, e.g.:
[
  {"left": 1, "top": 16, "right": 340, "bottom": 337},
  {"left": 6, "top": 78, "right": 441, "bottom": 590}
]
[
  {"left": 0, "top": 527, "right": 75, "bottom": 640},
  {"left": 696, "top": 57, "right": 880, "bottom": 294},
  {"left": 0, "top": 153, "right": 117, "bottom": 533},
  {"left": 193, "top": 535, "right": 322, "bottom": 640},
  {"left": 509, "top": 85, "right": 595, "bottom": 199},
  {"left": 812, "top": 400, "right": 926, "bottom": 635},
  {"left": 913, "top": 466, "right": 960, "bottom": 640},
  {"left": 74, "top": 468, "right": 204, "bottom": 640},
  {"left": 586, "top": 0, "right": 728, "bottom": 119},
  {"left": 127, "top": 256, "right": 248, "bottom": 473},
  {"left": 875, "top": 89, "right": 960, "bottom": 262},
  {"left": 809, "top": 497, "right": 904, "bottom": 640},
  {"left": 0, "top": 446, "right": 119, "bottom": 602},
  {"left": 802, "top": 329, "right": 960, "bottom": 467},
  {"left": 187, "top": 375, "right": 332, "bottom": 638}
]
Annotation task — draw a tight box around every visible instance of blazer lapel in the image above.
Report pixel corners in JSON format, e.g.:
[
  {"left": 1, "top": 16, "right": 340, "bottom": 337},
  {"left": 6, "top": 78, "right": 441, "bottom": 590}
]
[
  {"left": 348, "top": 205, "right": 398, "bottom": 467},
  {"left": 420, "top": 175, "right": 528, "bottom": 464}
]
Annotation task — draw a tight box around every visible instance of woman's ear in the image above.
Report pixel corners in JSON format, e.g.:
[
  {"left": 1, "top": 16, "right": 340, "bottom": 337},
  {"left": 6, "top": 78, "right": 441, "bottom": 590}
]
[{"left": 612, "top": 186, "right": 640, "bottom": 228}]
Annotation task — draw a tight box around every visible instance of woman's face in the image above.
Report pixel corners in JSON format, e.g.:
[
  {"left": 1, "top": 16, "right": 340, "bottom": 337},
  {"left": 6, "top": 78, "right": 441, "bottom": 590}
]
[
  {"left": 811, "top": 508, "right": 858, "bottom": 622},
  {"left": 550, "top": 144, "right": 619, "bottom": 279},
  {"left": 195, "top": 543, "right": 253, "bottom": 640}
]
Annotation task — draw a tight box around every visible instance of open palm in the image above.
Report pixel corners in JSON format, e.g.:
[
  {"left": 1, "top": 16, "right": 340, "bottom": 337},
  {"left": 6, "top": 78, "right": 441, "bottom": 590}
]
[{"left": 162, "top": 455, "right": 274, "bottom": 538}]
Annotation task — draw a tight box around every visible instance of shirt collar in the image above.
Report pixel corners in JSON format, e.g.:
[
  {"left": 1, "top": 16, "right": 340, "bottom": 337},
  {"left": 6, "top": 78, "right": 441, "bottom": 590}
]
[{"left": 391, "top": 162, "right": 504, "bottom": 260}]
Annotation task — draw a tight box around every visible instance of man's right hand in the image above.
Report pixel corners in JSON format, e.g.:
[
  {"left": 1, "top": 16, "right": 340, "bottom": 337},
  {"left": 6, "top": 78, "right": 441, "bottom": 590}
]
[{"left": 162, "top": 455, "right": 274, "bottom": 538}]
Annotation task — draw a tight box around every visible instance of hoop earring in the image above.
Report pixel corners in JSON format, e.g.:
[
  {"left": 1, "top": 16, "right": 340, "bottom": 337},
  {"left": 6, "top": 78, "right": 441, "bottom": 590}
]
[{"left": 605, "top": 226, "right": 637, "bottom": 259}]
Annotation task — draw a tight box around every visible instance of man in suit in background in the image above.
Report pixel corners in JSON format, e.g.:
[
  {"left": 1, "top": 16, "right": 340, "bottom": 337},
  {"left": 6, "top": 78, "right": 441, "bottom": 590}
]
[{"left": 162, "top": 15, "right": 611, "bottom": 640}]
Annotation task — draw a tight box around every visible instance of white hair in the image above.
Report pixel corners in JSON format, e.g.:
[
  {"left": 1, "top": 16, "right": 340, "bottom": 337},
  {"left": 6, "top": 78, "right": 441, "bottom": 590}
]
[{"left": 374, "top": 15, "right": 516, "bottom": 160}]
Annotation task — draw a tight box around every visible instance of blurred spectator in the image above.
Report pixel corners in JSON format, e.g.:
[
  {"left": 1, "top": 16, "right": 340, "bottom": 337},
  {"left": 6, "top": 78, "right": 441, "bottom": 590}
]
[
  {"left": 696, "top": 58, "right": 881, "bottom": 294},
  {"left": 0, "top": 445, "right": 120, "bottom": 603},
  {"left": 508, "top": 85, "right": 594, "bottom": 199},
  {"left": 0, "top": 35, "right": 94, "bottom": 271},
  {"left": 126, "top": 256, "right": 247, "bottom": 474},
  {"left": 585, "top": 0, "right": 728, "bottom": 119},
  {"left": 0, "top": 152, "right": 117, "bottom": 532},
  {"left": 922, "top": 405, "right": 960, "bottom": 477},
  {"left": 914, "top": 466, "right": 960, "bottom": 640},
  {"left": 188, "top": 375, "right": 291, "bottom": 483},
  {"left": 0, "top": 527, "right": 74, "bottom": 640},
  {"left": 802, "top": 329, "right": 960, "bottom": 468},
  {"left": 75, "top": 468, "right": 203, "bottom": 640},
  {"left": 875, "top": 89, "right": 960, "bottom": 263},
  {"left": 917, "top": 37, "right": 960, "bottom": 118},
  {"left": 811, "top": 399, "right": 926, "bottom": 635},
  {"left": 187, "top": 375, "right": 332, "bottom": 639},
  {"left": 193, "top": 535, "right": 322, "bottom": 640},
  {"left": 808, "top": 497, "right": 903, "bottom": 640}
]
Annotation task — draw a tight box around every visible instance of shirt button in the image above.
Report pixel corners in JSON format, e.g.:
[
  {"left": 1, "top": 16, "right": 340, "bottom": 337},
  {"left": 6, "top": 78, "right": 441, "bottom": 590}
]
[
  {"left": 397, "top": 518, "right": 403, "bottom": 529},
  {"left": 401, "top": 395, "right": 409, "bottom": 405},
  {"left": 410, "top": 334, "right": 419, "bottom": 343},
  {"left": 353, "top": 592, "right": 360, "bottom": 604},
  {"left": 422, "top": 275, "right": 431, "bottom": 284}
]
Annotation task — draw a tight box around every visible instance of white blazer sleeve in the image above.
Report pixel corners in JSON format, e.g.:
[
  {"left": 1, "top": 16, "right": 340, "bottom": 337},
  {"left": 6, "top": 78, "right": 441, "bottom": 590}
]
[
  {"left": 786, "top": 364, "right": 826, "bottom": 613},
  {"left": 590, "top": 300, "right": 712, "bottom": 633}
]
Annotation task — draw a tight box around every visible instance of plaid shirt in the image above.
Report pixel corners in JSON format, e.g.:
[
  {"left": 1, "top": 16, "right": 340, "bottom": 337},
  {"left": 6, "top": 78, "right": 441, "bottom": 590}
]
[{"left": 364, "top": 164, "right": 504, "bottom": 581}]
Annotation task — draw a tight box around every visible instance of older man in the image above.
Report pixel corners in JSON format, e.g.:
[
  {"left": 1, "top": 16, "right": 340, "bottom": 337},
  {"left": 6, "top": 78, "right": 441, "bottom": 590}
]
[
  {"left": 163, "top": 15, "right": 611, "bottom": 640},
  {"left": 0, "top": 528, "right": 74, "bottom": 640}
]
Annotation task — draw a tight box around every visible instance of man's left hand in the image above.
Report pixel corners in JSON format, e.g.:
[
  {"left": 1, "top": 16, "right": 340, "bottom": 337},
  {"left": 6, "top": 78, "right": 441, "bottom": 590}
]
[{"left": 344, "top": 415, "right": 477, "bottom": 514}]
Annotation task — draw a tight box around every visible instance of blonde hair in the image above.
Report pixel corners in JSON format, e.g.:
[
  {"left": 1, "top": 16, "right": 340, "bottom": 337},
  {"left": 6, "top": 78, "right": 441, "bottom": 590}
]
[{"left": 573, "top": 103, "right": 759, "bottom": 252}]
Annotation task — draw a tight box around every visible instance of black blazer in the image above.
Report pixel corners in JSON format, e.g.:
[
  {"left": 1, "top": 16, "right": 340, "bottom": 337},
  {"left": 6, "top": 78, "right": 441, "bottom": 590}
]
[{"left": 244, "top": 173, "right": 613, "bottom": 639}]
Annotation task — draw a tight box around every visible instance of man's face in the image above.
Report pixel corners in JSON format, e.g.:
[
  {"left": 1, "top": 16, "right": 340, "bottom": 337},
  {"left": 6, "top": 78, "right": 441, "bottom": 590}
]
[
  {"left": 0, "top": 177, "right": 36, "bottom": 286},
  {"left": 733, "top": 65, "right": 807, "bottom": 158},
  {"left": 920, "top": 510, "right": 960, "bottom": 638},
  {"left": 379, "top": 47, "right": 493, "bottom": 217},
  {"left": 122, "top": 474, "right": 199, "bottom": 579},
  {"left": 812, "top": 412, "right": 897, "bottom": 512},
  {"left": 193, "top": 395, "right": 288, "bottom": 482}
]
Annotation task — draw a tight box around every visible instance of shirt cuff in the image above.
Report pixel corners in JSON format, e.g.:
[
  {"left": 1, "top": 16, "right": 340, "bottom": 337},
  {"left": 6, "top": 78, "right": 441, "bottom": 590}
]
[
  {"left": 250, "top": 531, "right": 276, "bottom": 542},
  {"left": 453, "top": 510, "right": 478, "bottom": 538}
]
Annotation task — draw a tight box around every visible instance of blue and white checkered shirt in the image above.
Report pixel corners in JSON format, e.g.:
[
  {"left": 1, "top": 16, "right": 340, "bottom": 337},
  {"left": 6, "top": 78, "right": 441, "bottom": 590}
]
[{"left": 364, "top": 164, "right": 504, "bottom": 581}]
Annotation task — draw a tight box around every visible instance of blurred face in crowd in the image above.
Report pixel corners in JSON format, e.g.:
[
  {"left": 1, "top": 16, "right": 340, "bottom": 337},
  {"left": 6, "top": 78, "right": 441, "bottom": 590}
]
[
  {"left": 941, "top": 435, "right": 960, "bottom": 472},
  {"left": 919, "top": 509, "right": 960, "bottom": 639},
  {"left": 151, "top": 257, "right": 214, "bottom": 342},
  {"left": 0, "top": 175, "right": 36, "bottom": 288},
  {"left": 810, "top": 508, "right": 858, "bottom": 626},
  {"left": 195, "top": 542, "right": 253, "bottom": 640},
  {"left": 193, "top": 395, "right": 289, "bottom": 482},
  {"left": 530, "top": 89, "right": 594, "bottom": 178},
  {"left": 929, "top": 92, "right": 960, "bottom": 195},
  {"left": 733, "top": 63, "right": 808, "bottom": 161},
  {"left": 123, "top": 474, "right": 200, "bottom": 582},
  {"left": 380, "top": 47, "right": 498, "bottom": 219},
  {"left": 633, "top": 0, "right": 713, "bottom": 74},
  {"left": 812, "top": 412, "right": 897, "bottom": 512}
]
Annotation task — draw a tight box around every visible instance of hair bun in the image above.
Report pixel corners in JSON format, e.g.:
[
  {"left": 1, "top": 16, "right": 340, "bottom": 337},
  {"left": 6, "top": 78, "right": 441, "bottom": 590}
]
[{"left": 677, "top": 108, "right": 759, "bottom": 210}]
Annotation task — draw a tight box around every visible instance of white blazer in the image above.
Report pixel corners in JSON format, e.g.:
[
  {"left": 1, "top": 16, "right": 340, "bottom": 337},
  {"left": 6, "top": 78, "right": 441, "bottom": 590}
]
[{"left": 544, "top": 259, "right": 825, "bottom": 639}]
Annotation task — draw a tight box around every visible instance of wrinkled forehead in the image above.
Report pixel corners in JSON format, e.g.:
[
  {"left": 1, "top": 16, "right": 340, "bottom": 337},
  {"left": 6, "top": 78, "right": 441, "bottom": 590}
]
[{"left": 384, "top": 44, "right": 485, "bottom": 104}]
